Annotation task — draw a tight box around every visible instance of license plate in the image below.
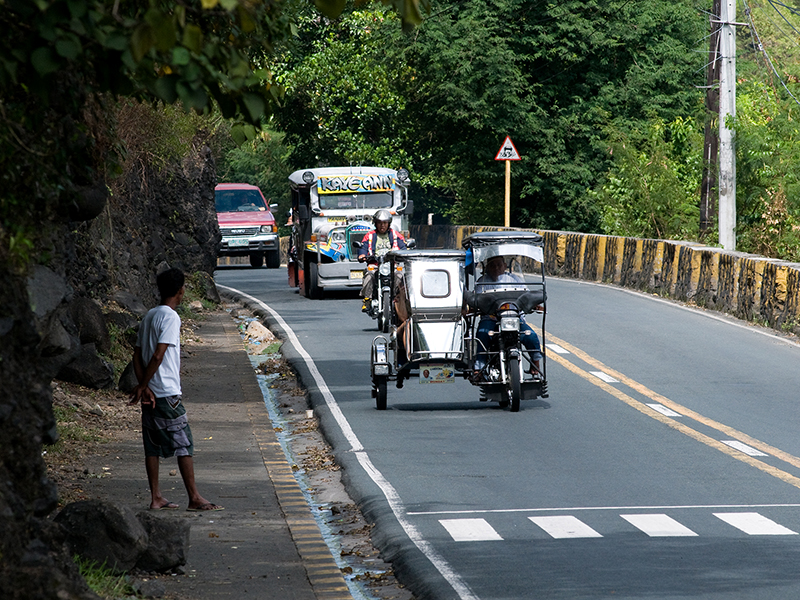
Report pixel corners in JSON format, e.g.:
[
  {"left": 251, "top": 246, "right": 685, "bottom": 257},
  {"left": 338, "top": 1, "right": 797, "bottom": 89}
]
[
  {"left": 350, "top": 270, "right": 364, "bottom": 279},
  {"left": 420, "top": 364, "right": 455, "bottom": 384},
  {"left": 227, "top": 238, "right": 249, "bottom": 247}
]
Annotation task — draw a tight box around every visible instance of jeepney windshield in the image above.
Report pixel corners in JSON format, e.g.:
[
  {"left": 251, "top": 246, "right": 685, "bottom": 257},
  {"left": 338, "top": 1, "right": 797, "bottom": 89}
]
[{"left": 318, "top": 192, "right": 394, "bottom": 210}]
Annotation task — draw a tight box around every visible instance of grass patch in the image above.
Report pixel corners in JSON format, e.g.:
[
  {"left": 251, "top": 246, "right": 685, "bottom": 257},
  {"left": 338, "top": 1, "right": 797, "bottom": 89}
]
[
  {"left": 49, "top": 405, "right": 100, "bottom": 459},
  {"left": 74, "top": 555, "right": 135, "bottom": 599}
]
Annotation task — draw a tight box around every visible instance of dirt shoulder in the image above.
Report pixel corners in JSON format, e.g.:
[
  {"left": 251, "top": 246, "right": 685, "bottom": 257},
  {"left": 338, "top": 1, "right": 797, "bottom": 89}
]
[{"left": 45, "top": 304, "right": 414, "bottom": 600}]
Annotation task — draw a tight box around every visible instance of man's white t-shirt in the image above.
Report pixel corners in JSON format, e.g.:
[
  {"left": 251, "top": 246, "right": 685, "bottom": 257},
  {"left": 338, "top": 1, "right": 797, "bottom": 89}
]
[{"left": 137, "top": 304, "right": 181, "bottom": 397}]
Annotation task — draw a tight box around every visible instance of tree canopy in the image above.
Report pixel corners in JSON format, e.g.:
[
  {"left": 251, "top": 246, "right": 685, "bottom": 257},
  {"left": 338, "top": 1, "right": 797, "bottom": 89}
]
[{"left": 273, "top": 0, "right": 707, "bottom": 230}]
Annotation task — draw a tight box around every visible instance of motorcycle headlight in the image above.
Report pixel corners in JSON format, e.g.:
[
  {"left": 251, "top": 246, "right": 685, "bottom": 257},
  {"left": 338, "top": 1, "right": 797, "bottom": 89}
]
[
  {"left": 373, "top": 364, "right": 389, "bottom": 376},
  {"left": 499, "top": 316, "right": 520, "bottom": 332},
  {"left": 379, "top": 262, "right": 391, "bottom": 276}
]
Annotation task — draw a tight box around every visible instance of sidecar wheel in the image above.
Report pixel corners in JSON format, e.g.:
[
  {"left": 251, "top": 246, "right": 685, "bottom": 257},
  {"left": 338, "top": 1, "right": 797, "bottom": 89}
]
[
  {"left": 374, "top": 377, "right": 388, "bottom": 410},
  {"left": 508, "top": 356, "right": 522, "bottom": 412}
]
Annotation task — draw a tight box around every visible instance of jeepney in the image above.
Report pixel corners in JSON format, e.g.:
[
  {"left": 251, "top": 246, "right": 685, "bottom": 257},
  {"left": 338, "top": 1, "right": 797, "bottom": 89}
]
[{"left": 287, "top": 167, "right": 413, "bottom": 298}]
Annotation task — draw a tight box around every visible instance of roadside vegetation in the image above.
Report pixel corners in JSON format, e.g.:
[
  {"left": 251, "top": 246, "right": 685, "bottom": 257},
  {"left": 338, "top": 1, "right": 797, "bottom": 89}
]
[
  {"left": 213, "top": 0, "right": 800, "bottom": 261},
  {"left": 5, "top": 1, "right": 800, "bottom": 270}
]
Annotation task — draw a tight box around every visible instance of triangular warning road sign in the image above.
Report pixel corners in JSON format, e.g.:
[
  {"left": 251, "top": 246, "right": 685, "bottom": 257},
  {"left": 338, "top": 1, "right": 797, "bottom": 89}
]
[{"left": 495, "top": 136, "right": 521, "bottom": 161}]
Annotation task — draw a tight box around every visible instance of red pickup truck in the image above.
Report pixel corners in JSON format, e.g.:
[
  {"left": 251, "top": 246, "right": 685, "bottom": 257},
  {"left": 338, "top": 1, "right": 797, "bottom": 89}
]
[{"left": 215, "top": 183, "right": 280, "bottom": 268}]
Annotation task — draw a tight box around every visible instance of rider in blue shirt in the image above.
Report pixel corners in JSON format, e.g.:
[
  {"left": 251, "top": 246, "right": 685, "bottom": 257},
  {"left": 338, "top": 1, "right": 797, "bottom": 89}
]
[{"left": 474, "top": 256, "right": 542, "bottom": 379}]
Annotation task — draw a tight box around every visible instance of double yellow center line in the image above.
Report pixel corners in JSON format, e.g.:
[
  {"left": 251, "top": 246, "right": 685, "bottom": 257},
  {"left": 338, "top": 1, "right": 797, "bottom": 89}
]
[{"left": 543, "top": 332, "right": 800, "bottom": 490}]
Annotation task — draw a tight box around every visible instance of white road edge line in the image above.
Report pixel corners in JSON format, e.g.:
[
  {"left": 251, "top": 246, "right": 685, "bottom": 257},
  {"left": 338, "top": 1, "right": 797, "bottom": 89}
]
[{"left": 216, "top": 285, "right": 480, "bottom": 600}]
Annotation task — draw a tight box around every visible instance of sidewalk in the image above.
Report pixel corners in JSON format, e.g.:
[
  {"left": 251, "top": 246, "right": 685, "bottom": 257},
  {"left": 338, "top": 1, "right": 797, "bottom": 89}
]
[{"left": 80, "top": 308, "right": 354, "bottom": 600}]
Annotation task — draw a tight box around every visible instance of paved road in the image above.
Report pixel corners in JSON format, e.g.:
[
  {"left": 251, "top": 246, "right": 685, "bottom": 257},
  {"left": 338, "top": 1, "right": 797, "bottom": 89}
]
[{"left": 216, "top": 266, "right": 800, "bottom": 600}]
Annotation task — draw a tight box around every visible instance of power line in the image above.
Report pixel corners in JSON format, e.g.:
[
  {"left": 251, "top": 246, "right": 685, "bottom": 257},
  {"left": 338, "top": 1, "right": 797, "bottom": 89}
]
[{"left": 741, "top": 0, "right": 800, "bottom": 107}]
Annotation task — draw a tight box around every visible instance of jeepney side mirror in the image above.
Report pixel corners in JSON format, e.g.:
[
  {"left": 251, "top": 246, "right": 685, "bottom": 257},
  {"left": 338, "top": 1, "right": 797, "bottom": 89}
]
[
  {"left": 402, "top": 199, "right": 414, "bottom": 216},
  {"left": 297, "top": 205, "right": 309, "bottom": 221}
]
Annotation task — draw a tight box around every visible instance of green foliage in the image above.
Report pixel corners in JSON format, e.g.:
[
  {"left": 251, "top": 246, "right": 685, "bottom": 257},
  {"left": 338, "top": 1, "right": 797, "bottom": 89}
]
[
  {"left": 273, "top": 0, "right": 707, "bottom": 230},
  {"left": 274, "top": 7, "right": 413, "bottom": 170},
  {"left": 0, "top": 0, "right": 294, "bottom": 124},
  {"left": 73, "top": 555, "right": 134, "bottom": 599},
  {"left": 590, "top": 117, "right": 703, "bottom": 240},
  {"left": 216, "top": 129, "right": 293, "bottom": 229},
  {"left": 734, "top": 78, "right": 800, "bottom": 259}
]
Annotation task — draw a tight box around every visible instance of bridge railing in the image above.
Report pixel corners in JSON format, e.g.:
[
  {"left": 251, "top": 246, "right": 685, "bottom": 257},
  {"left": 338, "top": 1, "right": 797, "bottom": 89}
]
[{"left": 409, "top": 224, "right": 800, "bottom": 337}]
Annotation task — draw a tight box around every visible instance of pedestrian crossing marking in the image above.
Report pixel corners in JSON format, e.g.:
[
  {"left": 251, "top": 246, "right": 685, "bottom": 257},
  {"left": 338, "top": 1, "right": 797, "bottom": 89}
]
[
  {"left": 621, "top": 514, "right": 698, "bottom": 537},
  {"left": 437, "top": 511, "right": 800, "bottom": 542},
  {"left": 714, "top": 512, "right": 798, "bottom": 535},
  {"left": 528, "top": 516, "right": 603, "bottom": 539},
  {"left": 439, "top": 518, "right": 503, "bottom": 542}
]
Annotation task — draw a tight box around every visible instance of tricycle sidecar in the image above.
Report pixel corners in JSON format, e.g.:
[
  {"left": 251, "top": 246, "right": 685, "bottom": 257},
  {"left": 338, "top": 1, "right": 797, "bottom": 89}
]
[{"left": 370, "top": 249, "right": 467, "bottom": 409}]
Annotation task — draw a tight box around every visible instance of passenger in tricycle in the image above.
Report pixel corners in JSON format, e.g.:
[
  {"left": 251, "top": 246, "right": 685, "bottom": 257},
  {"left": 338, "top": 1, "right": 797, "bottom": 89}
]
[{"left": 473, "top": 255, "right": 542, "bottom": 380}]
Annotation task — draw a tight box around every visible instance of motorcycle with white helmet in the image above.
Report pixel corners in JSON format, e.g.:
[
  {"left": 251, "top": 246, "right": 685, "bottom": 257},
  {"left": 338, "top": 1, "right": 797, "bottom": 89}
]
[{"left": 355, "top": 209, "right": 413, "bottom": 333}]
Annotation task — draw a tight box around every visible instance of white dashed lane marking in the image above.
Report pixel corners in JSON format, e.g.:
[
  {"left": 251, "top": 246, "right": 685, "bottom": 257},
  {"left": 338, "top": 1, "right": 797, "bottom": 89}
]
[
  {"left": 590, "top": 371, "right": 619, "bottom": 383},
  {"left": 647, "top": 403, "right": 682, "bottom": 417},
  {"left": 721, "top": 440, "right": 769, "bottom": 457}
]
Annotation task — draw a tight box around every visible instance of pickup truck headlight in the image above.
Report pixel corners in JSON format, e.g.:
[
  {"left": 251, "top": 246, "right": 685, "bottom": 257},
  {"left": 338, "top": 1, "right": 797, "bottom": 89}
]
[{"left": 260, "top": 225, "right": 275, "bottom": 233}]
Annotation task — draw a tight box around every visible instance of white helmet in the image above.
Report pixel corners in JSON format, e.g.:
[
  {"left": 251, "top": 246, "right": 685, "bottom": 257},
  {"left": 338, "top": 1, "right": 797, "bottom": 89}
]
[{"left": 373, "top": 209, "right": 392, "bottom": 225}]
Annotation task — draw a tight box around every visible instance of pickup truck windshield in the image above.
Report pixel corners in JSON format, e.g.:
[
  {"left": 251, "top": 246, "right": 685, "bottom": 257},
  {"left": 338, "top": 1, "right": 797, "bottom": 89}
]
[{"left": 216, "top": 189, "right": 266, "bottom": 212}]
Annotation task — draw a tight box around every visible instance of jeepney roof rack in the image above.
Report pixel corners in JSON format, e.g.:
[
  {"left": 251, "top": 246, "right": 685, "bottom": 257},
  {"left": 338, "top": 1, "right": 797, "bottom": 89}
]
[{"left": 288, "top": 166, "right": 409, "bottom": 186}]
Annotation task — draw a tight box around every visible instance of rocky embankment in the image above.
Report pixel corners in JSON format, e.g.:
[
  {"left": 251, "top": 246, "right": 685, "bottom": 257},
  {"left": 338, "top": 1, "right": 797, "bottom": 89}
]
[{"left": 0, "top": 144, "right": 220, "bottom": 600}]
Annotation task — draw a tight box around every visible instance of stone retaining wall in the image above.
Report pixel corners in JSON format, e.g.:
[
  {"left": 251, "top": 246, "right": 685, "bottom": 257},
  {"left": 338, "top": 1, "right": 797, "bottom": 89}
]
[{"left": 408, "top": 224, "right": 800, "bottom": 336}]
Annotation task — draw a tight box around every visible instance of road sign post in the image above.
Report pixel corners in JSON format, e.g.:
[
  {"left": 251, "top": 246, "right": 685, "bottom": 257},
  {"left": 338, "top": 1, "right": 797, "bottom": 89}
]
[{"left": 495, "top": 136, "right": 521, "bottom": 227}]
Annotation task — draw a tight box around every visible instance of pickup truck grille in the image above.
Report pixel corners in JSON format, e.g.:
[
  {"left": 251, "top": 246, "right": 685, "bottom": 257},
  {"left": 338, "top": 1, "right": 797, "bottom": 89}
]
[{"left": 221, "top": 226, "right": 259, "bottom": 236}]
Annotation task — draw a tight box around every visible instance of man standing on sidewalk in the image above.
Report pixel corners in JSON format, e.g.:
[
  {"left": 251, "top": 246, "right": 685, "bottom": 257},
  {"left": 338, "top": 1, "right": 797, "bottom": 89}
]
[{"left": 129, "top": 268, "right": 223, "bottom": 512}]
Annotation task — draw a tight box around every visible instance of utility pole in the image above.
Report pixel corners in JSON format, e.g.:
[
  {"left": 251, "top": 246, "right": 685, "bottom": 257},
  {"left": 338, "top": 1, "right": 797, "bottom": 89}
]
[
  {"left": 718, "top": 0, "right": 737, "bottom": 250},
  {"left": 700, "top": 0, "right": 721, "bottom": 239}
]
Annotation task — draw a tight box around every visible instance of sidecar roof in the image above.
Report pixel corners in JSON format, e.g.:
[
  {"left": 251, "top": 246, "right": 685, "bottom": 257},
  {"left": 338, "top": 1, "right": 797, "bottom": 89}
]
[
  {"left": 462, "top": 230, "right": 543, "bottom": 249},
  {"left": 387, "top": 249, "right": 466, "bottom": 263}
]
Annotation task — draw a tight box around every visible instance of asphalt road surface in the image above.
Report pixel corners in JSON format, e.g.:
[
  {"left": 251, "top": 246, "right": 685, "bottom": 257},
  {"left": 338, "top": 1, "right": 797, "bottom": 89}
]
[{"left": 216, "top": 265, "right": 800, "bottom": 600}]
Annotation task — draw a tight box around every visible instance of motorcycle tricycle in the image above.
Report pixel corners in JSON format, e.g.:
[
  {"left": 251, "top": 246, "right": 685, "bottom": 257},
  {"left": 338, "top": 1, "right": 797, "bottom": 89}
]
[{"left": 369, "top": 232, "right": 547, "bottom": 412}]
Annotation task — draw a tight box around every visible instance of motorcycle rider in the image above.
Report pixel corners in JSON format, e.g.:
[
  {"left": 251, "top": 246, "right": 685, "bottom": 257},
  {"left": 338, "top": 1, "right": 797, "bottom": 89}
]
[
  {"left": 474, "top": 255, "right": 542, "bottom": 379},
  {"left": 358, "top": 209, "right": 407, "bottom": 312}
]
